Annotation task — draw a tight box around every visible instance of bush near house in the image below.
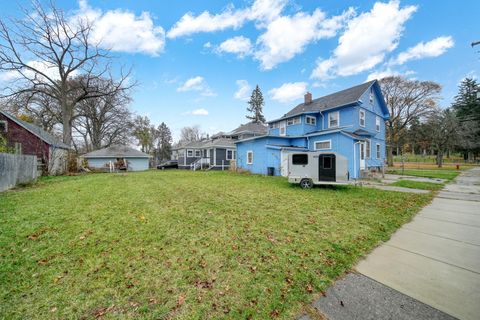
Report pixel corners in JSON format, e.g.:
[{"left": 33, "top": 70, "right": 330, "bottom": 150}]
[{"left": 0, "top": 171, "right": 432, "bottom": 319}]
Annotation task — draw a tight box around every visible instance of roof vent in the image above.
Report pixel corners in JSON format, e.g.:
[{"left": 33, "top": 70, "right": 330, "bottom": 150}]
[{"left": 304, "top": 92, "right": 312, "bottom": 104}]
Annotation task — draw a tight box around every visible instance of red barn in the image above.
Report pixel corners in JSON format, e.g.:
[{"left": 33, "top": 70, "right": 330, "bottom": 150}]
[{"left": 0, "top": 110, "right": 69, "bottom": 175}]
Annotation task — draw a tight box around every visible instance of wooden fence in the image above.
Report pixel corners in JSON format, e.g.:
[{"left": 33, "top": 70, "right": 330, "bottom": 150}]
[{"left": 0, "top": 153, "right": 38, "bottom": 192}]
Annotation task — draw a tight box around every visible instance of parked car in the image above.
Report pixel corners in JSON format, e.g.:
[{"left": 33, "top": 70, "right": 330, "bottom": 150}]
[{"left": 157, "top": 160, "right": 178, "bottom": 169}]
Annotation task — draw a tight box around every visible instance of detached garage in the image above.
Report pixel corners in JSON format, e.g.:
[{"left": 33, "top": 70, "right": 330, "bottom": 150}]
[{"left": 82, "top": 145, "right": 150, "bottom": 172}]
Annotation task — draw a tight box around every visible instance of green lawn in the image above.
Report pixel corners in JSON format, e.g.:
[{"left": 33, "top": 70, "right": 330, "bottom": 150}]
[
  {"left": 391, "top": 180, "right": 445, "bottom": 191},
  {"left": 386, "top": 168, "right": 460, "bottom": 180},
  {"left": 0, "top": 171, "right": 432, "bottom": 319}
]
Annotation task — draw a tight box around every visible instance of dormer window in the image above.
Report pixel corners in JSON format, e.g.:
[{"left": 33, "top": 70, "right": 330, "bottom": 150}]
[
  {"left": 359, "top": 109, "right": 366, "bottom": 127},
  {"left": 328, "top": 111, "right": 339, "bottom": 128}
]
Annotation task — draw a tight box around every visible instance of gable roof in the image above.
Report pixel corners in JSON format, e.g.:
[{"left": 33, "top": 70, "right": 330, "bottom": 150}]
[
  {"left": 82, "top": 145, "right": 150, "bottom": 158},
  {"left": 227, "top": 121, "right": 268, "bottom": 136},
  {"left": 0, "top": 110, "right": 69, "bottom": 149},
  {"left": 269, "top": 80, "right": 379, "bottom": 123}
]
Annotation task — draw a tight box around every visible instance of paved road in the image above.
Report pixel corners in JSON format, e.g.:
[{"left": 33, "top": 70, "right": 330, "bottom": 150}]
[{"left": 311, "top": 168, "right": 480, "bottom": 320}]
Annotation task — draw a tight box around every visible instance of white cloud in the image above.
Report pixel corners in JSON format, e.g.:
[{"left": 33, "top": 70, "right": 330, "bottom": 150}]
[
  {"left": 183, "top": 108, "right": 209, "bottom": 116},
  {"left": 255, "top": 8, "right": 354, "bottom": 70},
  {"left": 269, "top": 82, "right": 308, "bottom": 103},
  {"left": 312, "top": 0, "right": 417, "bottom": 79},
  {"left": 167, "top": 0, "right": 287, "bottom": 38},
  {"left": 177, "top": 76, "right": 216, "bottom": 97},
  {"left": 390, "top": 36, "right": 454, "bottom": 65},
  {"left": 234, "top": 80, "right": 252, "bottom": 101},
  {"left": 366, "top": 68, "right": 415, "bottom": 81},
  {"left": 74, "top": 1, "right": 165, "bottom": 56},
  {"left": 203, "top": 42, "right": 212, "bottom": 49},
  {"left": 216, "top": 36, "right": 253, "bottom": 58}
]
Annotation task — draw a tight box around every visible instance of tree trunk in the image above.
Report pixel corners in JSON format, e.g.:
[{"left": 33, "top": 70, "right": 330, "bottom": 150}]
[
  {"left": 437, "top": 151, "right": 444, "bottom": 168},
  {"left": 61, "top": 100, "right": 72, "bottom": 147},
  {"left": 387, "top": 124, "right": 394, "bottom": 166}
]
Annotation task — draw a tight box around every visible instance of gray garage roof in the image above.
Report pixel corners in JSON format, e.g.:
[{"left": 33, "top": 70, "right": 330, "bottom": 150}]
[
  {"left": 0, "top": 110, "right": 70, "bottom": 149},
  {"left": 269, "top": 80, "right": 376, "bottom": 122},
  {"left": 82, "top": 145, "right": 150, "bottom": 158}
]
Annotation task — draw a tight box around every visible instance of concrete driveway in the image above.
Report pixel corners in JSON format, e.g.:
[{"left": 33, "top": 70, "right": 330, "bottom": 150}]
[{"left": 311, "top": 168, "right": 480, "bottom": 320}]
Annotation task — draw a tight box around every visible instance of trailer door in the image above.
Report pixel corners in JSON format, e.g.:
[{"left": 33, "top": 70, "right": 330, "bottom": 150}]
[{"left": 319, "top": 154, "right": 336, "bottom": 182}]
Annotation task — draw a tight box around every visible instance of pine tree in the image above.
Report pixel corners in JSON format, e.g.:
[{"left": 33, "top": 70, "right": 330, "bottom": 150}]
[
  {"left": 156, "top": 122, "right": 172, "bottom": 162},
  {"left": 246, "top": 85, "right": 266, "bottom": 123},
  {"left": 452, "top": 78, "right": 480, "bottom": 122}
]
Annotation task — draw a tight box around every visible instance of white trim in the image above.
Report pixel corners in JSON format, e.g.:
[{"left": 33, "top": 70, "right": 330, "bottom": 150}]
[
  {"left": 328, "top": 111, "right": 340, "bottom": 128},
  {"left": 376, "top": 143, "right": 381, "bottom": 159},
  {"left": 366, "top": 139, "right": 371, "bottom": 159},
  {"left": 359, "top": 109, "right": 366, "bottom": 127},
  {"left": 375, "top": 116, "right": 381, "bottom": 132},
  {"left": 279, "top": 121, "right": 286, "bottom": 136},
  {"left": 194, "top": 149, "right": 201, "bottom": 157},
  {"left": 314, "top": 140, "right": 332, "bottom": 150},
  {"left": 226, "top": 149, "right": 235, "bottom": 160},
  {"left": 305, "top": 115, "right": 316, "bottom": 126},
  {"left": 286, "top": 116, "right": 301, "bottom": 126},
  {"left": 186, "top": 149, "right": 194, "bottom": 157},
  {"left": 246, "top": 150, "right": 253, "bottom": 164}
]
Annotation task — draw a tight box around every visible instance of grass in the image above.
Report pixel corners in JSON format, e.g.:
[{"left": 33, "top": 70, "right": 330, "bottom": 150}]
[
  {"left": 391, "top": 180, "right": 445, "bottom": 191},
  {"left": 0, "top": 170, "right": 432, "bottom": 319},
  {"left": 386, "top": 168, "right": 460, "bottom": 181}
]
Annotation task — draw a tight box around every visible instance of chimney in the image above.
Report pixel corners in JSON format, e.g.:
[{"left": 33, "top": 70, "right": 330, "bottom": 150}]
[{"left": 304, "top": 92, "right": 312, "bottom": 104}]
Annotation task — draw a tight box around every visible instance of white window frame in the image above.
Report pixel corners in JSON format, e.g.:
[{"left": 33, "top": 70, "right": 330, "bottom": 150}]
[
  {"left": 369, "top": 87, "right": 374, "bottom": 104},
  {"left": 314, "top": 140, "right": 331, "bottom": 151},
  {"left": 359, "top": 109, "right": 366, "bottom": 127},
  {"left": 366, "top": 139, "right": 371, "bottom": 159},
  {"left": 305, "top": 115, "right": 316, "bottom": 126},
  {"left": 286, "top": 116, "right": 301, "bottom": 126},
  {"left": 376, "top": 143, "right": 381, "bottom": 159},
  {"left": 279, "top": 121, "right": 286, "bottom": 136},
  {"left": 186, "top": 149, "right": 194, "bottom": 157},
  {"left": 226, "top": 149, "right": 235, "bottom": 160},
  {"left": 195, "top": 150, "right": 201, "bottom": 157},
  {"left": 246, "top": 151, "right": 253, "bottom": 164},
  {"left": 0, "top": 120, "right": 7, "bottom": 133},
  {"left": 328, "top": 111, "right": 340, "bottom": 128},
  {"left": 376, "top": 116, "right": 381, "bottom": 132}
]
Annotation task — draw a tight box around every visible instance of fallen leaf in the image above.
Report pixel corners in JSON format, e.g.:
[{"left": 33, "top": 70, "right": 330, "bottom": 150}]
[{"left": 177, "top": 295, "right": 185, "bottom": 307}]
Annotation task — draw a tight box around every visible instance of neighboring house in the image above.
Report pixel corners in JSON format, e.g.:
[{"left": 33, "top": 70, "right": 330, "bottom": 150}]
[
  {"left": 0, "top": 110, "right": 69, "bottom": 175},
  {"left": 172, "top": 121, "right": 267, "bottom": 170},
  {"left": 235, "top": 80, "right": 390, "bottom": 179},
  {"left": 82, "top": 145, "right": 150, "bottom": 171}
]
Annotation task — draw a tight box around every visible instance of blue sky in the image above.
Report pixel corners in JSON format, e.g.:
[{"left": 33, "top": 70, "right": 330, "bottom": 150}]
[{"left": 1, "top": 0, "right": 478, "bottom": 141}]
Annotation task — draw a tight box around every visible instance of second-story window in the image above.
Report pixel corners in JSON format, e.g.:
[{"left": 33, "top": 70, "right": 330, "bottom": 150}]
[
  {"left": 376, "top": 116, "right": 381, "bottom": 132},
  {"left": 328, "top": 111, "right": 339, "bottom": 128},
  {"left": 306, "top": 116, "right": 316, "bottom": 126},
  {"left": 286, "top": 117, "right": 301, "bottom": 126},
  {"left": 359, "top": 109, "right": 366, "bottom": 127}
]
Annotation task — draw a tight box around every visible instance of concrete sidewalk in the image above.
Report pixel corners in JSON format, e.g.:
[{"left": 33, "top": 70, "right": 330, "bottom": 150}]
[
  {"left": 355, "top": 168, "right": 480, "bottom": 320},
  {"left": 310, "top": 168, "right": 480, "bottom": 320}
]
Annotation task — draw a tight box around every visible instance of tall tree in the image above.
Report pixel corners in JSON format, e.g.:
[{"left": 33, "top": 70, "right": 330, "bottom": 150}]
[
  {"left": 380, "top": 76, "right": 441, "bottom": 166},
  {"left": 179, "top": 125, "right": 204, "bottom": 144},
  {"left": 424, "top": 108, "right": 459, "bottom": 167},
  {"left": 132, "top": 116, "right": 156, "bottom": 154},
  {"left": 155, "top": 122, "right": 172, "bottom": 162},
  {"left": 0, "top": 0, "right": 132, "bottom": 147},
  {"left": 246, "top": 85, "right": 266, "bottom": 123},
  {"left": 73, "top": 78, "right": 133, "bottom": 152}
]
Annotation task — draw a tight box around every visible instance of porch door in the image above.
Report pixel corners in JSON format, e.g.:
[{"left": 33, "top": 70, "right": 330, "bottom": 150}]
[{"left": 359, "top": 142, "right": 366, "bottom": 170}]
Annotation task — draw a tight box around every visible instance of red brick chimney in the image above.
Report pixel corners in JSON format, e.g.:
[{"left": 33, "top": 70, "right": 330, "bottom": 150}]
[{"left": 304, "top": 92, "right": 312, "bottom": 104}]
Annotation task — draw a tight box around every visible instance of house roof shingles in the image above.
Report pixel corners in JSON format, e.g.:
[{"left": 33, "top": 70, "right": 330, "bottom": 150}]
[
  {"left": 227, "top": 121, "right": 268, "bottom": 136},
  {"left": 271, "top": 80, "right": 377, "bottom": 122},
  {"left": 0, "top": 110, "right": 70, "bottom": 149},
  {"left": 82, "top": 145, "right": 150, "bottom": 158}
]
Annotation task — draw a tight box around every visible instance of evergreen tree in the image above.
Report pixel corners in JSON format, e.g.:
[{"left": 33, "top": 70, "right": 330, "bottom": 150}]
[
  {"left": 452, "top": 78, "right": 480, "bottom": 123},
  {"left": 246, "top": 85, "right": 266, "bottom": 123},
  {"left": 156, "top": 122, "right": 172, "bottom": 162}
]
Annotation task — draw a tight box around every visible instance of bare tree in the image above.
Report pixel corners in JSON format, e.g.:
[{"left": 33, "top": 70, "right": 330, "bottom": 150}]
[
  {"left": 178, "top": 125, "right": 204, "bottom": 144},
  {"left": 379, "top": 76, "right": 441, "bottom": 166},
  {"left": 0, "top": 0, "right": 132, "bottom": 147},
  {"left": 73, "top": 78, "right": 133, "bottom": 152}
]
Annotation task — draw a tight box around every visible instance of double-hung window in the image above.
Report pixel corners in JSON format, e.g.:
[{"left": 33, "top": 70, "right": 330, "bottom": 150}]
[
  {"left": 376, "top": 116, "right": 381, "bottom": 132},
  {"left": 187, "top": 149, "right": 193, "bottom": 157},
  {"left": 195, "top": 150, "right": 201, "bottom": 157},
  {"left": 328, "top": 111, "right": 339, "bottom": 128},
  {"left": 376, "top": 144, "right": 381, "bottom": 159},
  {"left": 305, "top": 116, "right": 316, "bottom": 126},
  {"left": 247, "top": 151, "right": 253, "bottom": 164},
  {"left": 226, "top": 149, "right": 235, "bottom": 160},
  {"left": 359, "top": 109, "right": 366, "bottom": 127},
  {"left": 366, "top": 140, "right": 371, "bottom": 158}
]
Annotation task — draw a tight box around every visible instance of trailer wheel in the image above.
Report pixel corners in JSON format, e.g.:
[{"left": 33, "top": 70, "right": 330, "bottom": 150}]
[{"left": 300, "top": 178, "right": 313, "bottom": 189}]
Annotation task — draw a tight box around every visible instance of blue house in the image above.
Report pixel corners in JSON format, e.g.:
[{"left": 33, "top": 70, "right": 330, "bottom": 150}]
[{"left": 235, "top": 80, "right": 390, "bottom": 179}]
